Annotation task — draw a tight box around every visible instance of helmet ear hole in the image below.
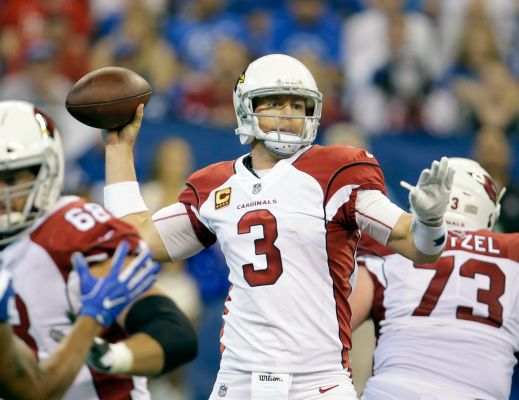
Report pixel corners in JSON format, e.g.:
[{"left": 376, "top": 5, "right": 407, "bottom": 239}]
[
  {"left": 250, "top": 97, "right": 258, "bottom": 110},
  {"left": 238, "top": 104, "right": 247, "bottom": 118}
]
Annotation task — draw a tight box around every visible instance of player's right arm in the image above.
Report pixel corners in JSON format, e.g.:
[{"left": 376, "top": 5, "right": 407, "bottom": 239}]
[
  {"left": 0, "top": 242, "right": 158, "bottom": 400},
  {"left": 104, "top": 105, "right": 206, "bottom": 264},
  {"left": 103, "top": 104, "right": 169, "bottom": 261}
]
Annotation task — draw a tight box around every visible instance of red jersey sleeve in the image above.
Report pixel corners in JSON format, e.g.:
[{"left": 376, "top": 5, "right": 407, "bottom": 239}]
[
  {"left": 178, "top": 184, "right": 217, "bottom": 247},
  {"left": 30, "top": 198, "right": 141, "bottom": 277},
  {"left": 177, "top": 160, "right": 235, "bottom": 247},
  {"left": 296, "top": 145, "right": 387, "bottom": 230},
  {"left": 318, "top": 146, "right": 387, "bottom": 229}
]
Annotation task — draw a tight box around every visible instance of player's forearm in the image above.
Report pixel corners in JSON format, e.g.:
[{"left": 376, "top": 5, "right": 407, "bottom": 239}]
[
  {"left": 123, "top": 213, "right": 171, "bottom": 261},
  {"left": 119, "top": 333, "right": 165, "bottom": 376},
  {"left": 387, "top": 213, "right": 444, "bottom": 264},
  {"left": 0, "top": 322, "right": 30, "bottom": 400},
  {"left": 122, "top": 295, "right": 198, "bottom": 375},
  {"left": 37, "top": 317, "right": 101, "bottom": 399},
  {"left": 105, "top": 143, "right": 137, "bottom": 185},
  {"left": 0, "top": 318, "right": 101, "bottom": 400},
  {"left": 120, "top": 211, "right": 152, "bottom": 234},
  {"left": 103, "top": 178, "right": 171, "bottom": 261},
  {"left": 89, "top": 295, "right": 197, "bottom": 377}
]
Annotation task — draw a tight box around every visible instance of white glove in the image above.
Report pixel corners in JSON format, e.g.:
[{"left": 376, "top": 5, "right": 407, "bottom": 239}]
[
  {"left": 87, "top": 337, "right": 133, "bottom": 374},
  {"left": 87, "top": 337, "right": 113, "bottom": 372},
  {"left": 49, "top": 332, "right": 133, "bottom": 374},
  {"left": 401, "top": 157, "right": 455, "bottom": 222}
]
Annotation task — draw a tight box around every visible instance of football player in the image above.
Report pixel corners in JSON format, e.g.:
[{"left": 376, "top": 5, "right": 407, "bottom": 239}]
[
  {"left": 102, "top": 54, "right": 453, "bottom": 399},
  {"left": 350, "top": 158, "right": 514, "bottom": 400},
  {"left": 0, "top": 101, "right": 197, "bottom": 400},
  {"left": 0, "top": 240, "right": 158, "bottom": 400}
]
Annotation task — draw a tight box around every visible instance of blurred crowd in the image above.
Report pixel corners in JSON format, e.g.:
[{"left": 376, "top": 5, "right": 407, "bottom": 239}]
[
  {"left": 1, "top": 0, "right": 519, "bottom": 398},
  {"left": 3, "top": 0, "right": 519, "bottom": 136}
]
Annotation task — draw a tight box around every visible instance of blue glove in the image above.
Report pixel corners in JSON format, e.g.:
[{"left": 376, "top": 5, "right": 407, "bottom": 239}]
[
  {"left": 72, "top": 240, "right": 160, "bottom": 327},
  {"left": 0, "top": 268, "right": 14, "bottom": 323}
]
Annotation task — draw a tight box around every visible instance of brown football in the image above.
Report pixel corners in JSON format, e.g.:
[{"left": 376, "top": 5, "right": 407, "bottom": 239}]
[{"left": 65, "top": 67, "right": 152, "bottom": 130}]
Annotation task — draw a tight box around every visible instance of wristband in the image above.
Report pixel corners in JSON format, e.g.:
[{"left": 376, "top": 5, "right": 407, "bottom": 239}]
[
  {"left": 411, "top": 216, "right": 447, "bottom": 256},
  {"left": 102, "top": 342, "right": 134, "bottom": 374},
  {"left": 104, "top": 181, "right": 148, "bottom": 218}
]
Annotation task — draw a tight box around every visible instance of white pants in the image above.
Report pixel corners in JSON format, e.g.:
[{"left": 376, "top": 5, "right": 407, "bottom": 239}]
[{"left": 209, "top": 369, "right": 358, "bottom": 400}]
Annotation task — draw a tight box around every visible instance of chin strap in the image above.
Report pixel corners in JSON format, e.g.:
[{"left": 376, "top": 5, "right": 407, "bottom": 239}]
[
  {"left": 263, "top": 140, "right": 303, "bottom": 157},
  {"left": 262, "top": 130, "right": 306, "bottom": 157},
  {"left": 236, "top": 118, "right": 312, "bottom": 156}
]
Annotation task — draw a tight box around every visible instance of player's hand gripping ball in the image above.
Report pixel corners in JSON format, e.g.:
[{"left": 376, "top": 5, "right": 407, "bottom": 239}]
[{"left": 66, "top": 67, "right": 152, "bottom": 130}]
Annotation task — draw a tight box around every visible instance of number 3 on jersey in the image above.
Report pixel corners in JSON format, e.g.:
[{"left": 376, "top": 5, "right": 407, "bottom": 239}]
[
  {"left": 237, "top": 209, "right": 283, "bottom": 287},
  {"left": 65, "top": 203, "right": 111, "bottom": 231}
]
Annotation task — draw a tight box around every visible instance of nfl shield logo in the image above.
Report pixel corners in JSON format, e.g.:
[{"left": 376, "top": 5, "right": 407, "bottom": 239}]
[
  {"left": 252, "top": 183, "right": 262, "bottom": 194},
  {"left": 218, "top": 384, "right": 228, "bottom": 397}
]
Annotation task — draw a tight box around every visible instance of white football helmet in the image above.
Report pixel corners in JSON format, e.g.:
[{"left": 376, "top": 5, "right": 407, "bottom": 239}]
[
  {"left": 233, "top": 54, "right": 323, "bottom": 157},
  {"left": 444, "top": 158, "right": 505, "bottom": 231},
  {"left": 0, "top": 101, "right": 64, "bottom": 245}
]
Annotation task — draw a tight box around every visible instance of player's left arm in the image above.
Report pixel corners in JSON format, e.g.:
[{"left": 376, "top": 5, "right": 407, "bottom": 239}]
[
  {"left": 355, "top": 158, "right": 453, "bottom": 264},
  {"left": 361, "top": 206, "right": 446, "bottom": 264},
  {"left": 86, "top": 252, "right": 198, "bottom": 376}
]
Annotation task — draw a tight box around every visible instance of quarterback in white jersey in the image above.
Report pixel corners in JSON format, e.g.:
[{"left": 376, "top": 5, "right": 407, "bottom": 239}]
[
  {"left": 0, "top": 101, "right": 197, "bottom": 400},
  {"left": 103, "top": 54, "right": 454, "bottom": 400},
  {"left": 350, "top": 158, "right": 514, "bottom": 400}
]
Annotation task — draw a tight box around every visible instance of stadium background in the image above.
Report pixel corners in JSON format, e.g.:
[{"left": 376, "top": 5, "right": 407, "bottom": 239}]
[{"left": 1, "top": 0, "right": 518, "bottom": 398}]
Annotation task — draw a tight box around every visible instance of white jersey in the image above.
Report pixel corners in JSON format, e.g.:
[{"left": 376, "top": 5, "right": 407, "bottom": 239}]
[
  {"left": 155, "top": 145, "right": 402, "bottom": 373},
  {"left": 3, "top": 196, "right": 150, "bottom": 400},
  {"left": 357, "top": 230, "right": 519, "bottom": 400}
]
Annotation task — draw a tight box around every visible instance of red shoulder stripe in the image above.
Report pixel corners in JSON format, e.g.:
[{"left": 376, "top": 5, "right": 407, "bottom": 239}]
[{"left": 179, "top": 160, "right": 235, "bottom": 209}]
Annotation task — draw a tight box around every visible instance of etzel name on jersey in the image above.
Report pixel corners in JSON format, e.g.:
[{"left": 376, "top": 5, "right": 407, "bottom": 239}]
[{"left": 448, "top": 233, "right": 500, "bottom": 255}]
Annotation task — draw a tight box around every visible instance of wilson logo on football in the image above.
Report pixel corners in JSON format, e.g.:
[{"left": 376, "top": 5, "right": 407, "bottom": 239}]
[{"left": 215, "top": 188, "right": 232, "bottom": 209}]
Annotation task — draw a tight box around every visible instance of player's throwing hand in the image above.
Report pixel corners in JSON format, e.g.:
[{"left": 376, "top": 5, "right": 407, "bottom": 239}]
[
  {"left": 72, "top": 240, "right": 159, "bottom": 327},
  {"left": 104, "top": 104, "right": 144, "bottom": 148}
]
